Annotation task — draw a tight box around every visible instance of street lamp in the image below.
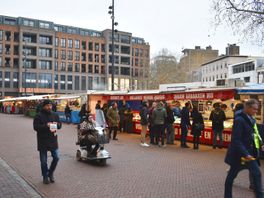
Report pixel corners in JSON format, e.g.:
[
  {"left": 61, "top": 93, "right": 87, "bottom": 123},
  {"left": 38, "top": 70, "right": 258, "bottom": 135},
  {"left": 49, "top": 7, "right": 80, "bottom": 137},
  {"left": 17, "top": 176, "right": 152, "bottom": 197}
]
[
  {"left": 23, "top": 39, "right": 28, "bottom": 96},
  {"left": 108, "top": 0, "right": 118, "bottom": 91}
]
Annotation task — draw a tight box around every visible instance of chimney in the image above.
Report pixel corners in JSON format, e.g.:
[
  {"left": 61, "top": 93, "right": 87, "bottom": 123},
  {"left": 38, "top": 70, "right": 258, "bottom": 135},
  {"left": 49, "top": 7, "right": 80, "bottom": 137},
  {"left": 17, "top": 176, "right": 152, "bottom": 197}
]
[{"left": 226, "top": 44, "right": 240, "bottom": 55}]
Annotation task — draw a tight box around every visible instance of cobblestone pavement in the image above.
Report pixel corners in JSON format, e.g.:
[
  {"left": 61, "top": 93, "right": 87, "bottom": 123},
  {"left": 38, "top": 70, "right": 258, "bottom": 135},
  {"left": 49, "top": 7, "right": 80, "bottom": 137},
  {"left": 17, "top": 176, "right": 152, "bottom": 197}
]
[{"left": 0, "top": 113, "right": 262, "bottom": 198}]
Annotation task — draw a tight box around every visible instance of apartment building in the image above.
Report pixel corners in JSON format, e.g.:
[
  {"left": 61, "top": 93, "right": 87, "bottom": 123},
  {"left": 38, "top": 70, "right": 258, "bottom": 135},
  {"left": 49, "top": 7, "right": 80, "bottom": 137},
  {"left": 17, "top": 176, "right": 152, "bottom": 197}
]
[{"left": 0, "top": 15, "right": 150, "bottom": 98}]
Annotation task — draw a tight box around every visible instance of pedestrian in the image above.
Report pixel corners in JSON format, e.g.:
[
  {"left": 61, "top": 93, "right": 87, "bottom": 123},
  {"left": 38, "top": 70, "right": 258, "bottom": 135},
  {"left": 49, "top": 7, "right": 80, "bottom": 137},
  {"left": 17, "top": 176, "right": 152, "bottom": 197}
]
[
  {"left": 64, "top": 104, "right": 72, "bottom": 124},
  {"left": 180, "top": 102, "right": 191, "bottom": 148},
  {"left": 172, "top": 101, "right": 181, "bottom": 118},
  {"left": 79, "top": 104, "right": 90, "bottom": 123},
  {"left": 102, "top": 103, "right": 108, "bottom": 123},
  {"left": 166, "top": 102, "right": 175, "bottom": 145},
  {"left": 124, "top": 107, "right": 134, "bottom": 133},
  {"left": 209, "top": 102, "right": 226, "bottom": 149},
  {"left": 148, "top": 101, "right": 157, "bottom": 145},
  {"left": 95, "top": 100, "right": 102, "bottom": 110},
  {"left": 33, "top": 99, "right": 62, "bottom": 184},
  {"left": 191, "top": 106, "right": 204, "bottom": 150},
  {"left": 224, "top": 99, "right": 264, "bottom": 198},
  {"left": 153, "top": 101, "right": 167, "bottom": 147},
  {"left": 140, "top": 101, "right": 149, "bottom": 147},
  {"left": 119, "top": 101, "right": 128, "bottom": 132},
  {"left": 107, "top": 102, "right": 120, "bottom": 140}
]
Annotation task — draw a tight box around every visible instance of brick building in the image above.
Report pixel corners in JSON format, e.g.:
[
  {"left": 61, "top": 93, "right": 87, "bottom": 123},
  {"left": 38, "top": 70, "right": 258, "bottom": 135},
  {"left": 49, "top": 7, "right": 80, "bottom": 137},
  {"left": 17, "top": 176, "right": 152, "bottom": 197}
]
[{"left": 0, "top": 15, "right": 150, "bottom": 98}]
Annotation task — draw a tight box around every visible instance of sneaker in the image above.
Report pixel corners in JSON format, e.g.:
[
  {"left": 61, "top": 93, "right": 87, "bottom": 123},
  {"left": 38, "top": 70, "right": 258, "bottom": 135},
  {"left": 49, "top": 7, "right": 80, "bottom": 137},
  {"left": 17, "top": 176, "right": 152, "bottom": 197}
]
[
  {"left": 49, "top": 174, "right": 55, "bottom": 183},
  {"left": 140, "top": 143, "right": 145, "bottom": 147},
  {"left": 43, "top": 177, "right": 50, "bottom": 184},
  {"left": 143, "top": 143, "right": 149, "bottom": 147}
]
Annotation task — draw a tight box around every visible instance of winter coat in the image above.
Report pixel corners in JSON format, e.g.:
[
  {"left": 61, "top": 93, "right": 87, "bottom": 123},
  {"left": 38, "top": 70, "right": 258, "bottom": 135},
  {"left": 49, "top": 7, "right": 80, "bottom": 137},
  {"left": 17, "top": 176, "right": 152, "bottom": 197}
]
[
  {"left": 191, "top": 110, "right": 204, "bottom": 136},
  {"left": 209, "top": 108, "right": 226, "bottom": 131},
  {"left": 180, "top": 107, "right": 190, "bottom": 127},
  {"left": 152, "top": 105, "right": 167, "bottom": 125},
  {"left": 107, "top": 107, "right": 120, "bottom": 127},
  {"left": 33, "top": 110, "right": 62, "bottom": 151},
  {"left": 166, "top": 107, "right": 175, "bottom": 124},
  {"left": 140, "top": 106, "right": 149, "bottom": 126}
]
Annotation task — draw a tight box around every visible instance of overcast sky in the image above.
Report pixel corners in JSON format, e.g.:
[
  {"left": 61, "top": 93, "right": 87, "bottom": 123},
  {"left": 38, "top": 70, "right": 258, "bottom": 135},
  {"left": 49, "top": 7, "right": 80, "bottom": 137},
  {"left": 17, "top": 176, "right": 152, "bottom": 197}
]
[{"left": 1, "top": 0, "right": 264, "bottom": 58}]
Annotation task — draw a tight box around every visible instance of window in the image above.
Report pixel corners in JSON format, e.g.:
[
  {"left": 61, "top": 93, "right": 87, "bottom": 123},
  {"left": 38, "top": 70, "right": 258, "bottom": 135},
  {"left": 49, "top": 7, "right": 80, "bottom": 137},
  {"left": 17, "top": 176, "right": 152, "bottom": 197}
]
[
  {"left": 39, "top": 35, "right": 52, "bottom": 45},
  {"left": 61, "top": 50, "right": 66, "bottom": 60},
  {"left": 75, "top": 40, "right": 80, "bottom": 49},
  {"left": 101, "top": 44, "right": 105, "bottom": 52},
  {"left": 23, "top": 19, "right": 35, "bottom": 27},
  {"left": 244, "top": 76, "right": 250, "bottom": 82},
  {"left": 81, "top": 64, "right": 86, "bottom": 72},
  {"left": 68, "top": 51, "right": 73, "bottom": 60},
  {"left": 88, "top": 76, "right": 93, "bottom": 90},
  {"left": 54, "top": 75, "right": 58, "bottom": 89},
  {"left": 95, "top": 43, "right": 99, "bottom": 51},
  {"left": 39, "top": 73, "right": 52, "bottom": 88},
  {"left": 13, "top": 72, "right": 19, "bottom": 88},
  {"left": 82, "top": 41, "right": 86, "bottom": 50},
  {"left": 0, "top": 30, "right": 2, "bottom": 41},
  {"left": 60, "top": 62, "right": 66, "bottom": 71},
  {"left": 121, "top": 67, "right": 130, "bottom": 75},
  {"left": 94, "top": 54, "right": 99, "bottom": 63},
  {"left": 88, "top": 53, "right": 93, "bottom": 62},
  {"left": 108, "top": 66, "right": 119, "bottom": 75},
  {"left": 0, "top": 43, "right": 2, "bottom": 54},
  {"left": 0, "top": 72, "right": 2, "bottom": 87},
  {"left": 22, "top": 72, "right": 36, "bottom": 88},
  {"left": 67, "top": 63, "right": 73, "bottom": 72},
  {"left": 0, "top": 57, "right": 2, "bottom": 67},
  {"left": 13, "top": 58, "right": 19, "bottom": 68},
  {"left": 60, "top": 75, "right": 65, "bottom": 90},
  {"left": 55, "top": 37, "right": 59, "bottom": 46},
  {"left": 55, "top": 61, "right": 58, "bottom": 71},
  {"left": 68, "top": 39, "right": 73, "bottom": 48},
  {"left": 75, "top": 63, "right": 80, "bottom": 72},
  {"left": 39, "top": 48, "right": 52, "bottom": 57},
  {"left": 101, "top": 55, "right": 105, "bottom": 63},
  {"left": 39, "top": 22, "right": 50, "bottom": 29},
  {"left": 55, "top": 49, "right": 58, "bottom": 59},
  {"left": 67, "top": 75, "right": 73, "bottom": 90},
  {"left": 101, "top": 65, "right": 105, "bottom": 74},
  {"left": 121, "top": 46, "right": 130, "bottom": 54},
  {"left": 88, "top": 64, "right": 93, "bottom": 73},
  {"left": 94, "top": 65, "right": 99, "bottom": 74},
  {"left": 75, "top": 51, "right": 80, "bottom": 61},
  {"left": 75, "top": 76, "right": 80, "bottom": 90},
  {"left": 61, "top": 38, "right": 66, "bottom": 47},
  {"left": 120, "top": 35, "right": 130, "bottom": 44},
  {"left": 81, "top": 76, "right": 86, "bottom": 90},
  {"left": 39, "top": 60, "right": 52, "bottom": 70},
  {"left": 88, "top": 42, "right": 93, "bottom": 50}
]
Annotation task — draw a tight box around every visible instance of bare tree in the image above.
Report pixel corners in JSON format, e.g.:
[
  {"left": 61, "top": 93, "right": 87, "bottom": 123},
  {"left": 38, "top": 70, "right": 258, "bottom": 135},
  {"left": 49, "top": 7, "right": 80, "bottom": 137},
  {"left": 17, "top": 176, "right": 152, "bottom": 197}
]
[
  {"left": 148, "top": 49, "right": 178, "bottom": 89},
  {"left": 212, "top": 0, "right": 264, "bottom": 43}
]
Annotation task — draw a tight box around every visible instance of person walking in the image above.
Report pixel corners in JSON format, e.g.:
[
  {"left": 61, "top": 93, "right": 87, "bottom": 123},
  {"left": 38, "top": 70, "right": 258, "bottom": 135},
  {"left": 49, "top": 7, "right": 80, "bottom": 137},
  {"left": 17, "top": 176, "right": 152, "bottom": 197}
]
[
  {"left": 166, "top": 103, "right": 175, "bottom": 145},
  {"left": 79, "top": 104, "right": 90, "bottom": 123},
  {"left": 224, "top": 99, "right": 264, "bottom": 198},
  {"left": 107, "top": 102, "right": 120, "bottom": 140},
  {"left": 95, "top": 100, "right": 102, "bottom": 110},
  {"left": 33, "top": 99, "right": 62, "bottom": 184},
  {"left": 180, "top": 102, "right": 191, "bottom": 148},
  {"left": 209, "top": 102, "right": 226, "bottom": 149},
  {"left": 191, "top": 106, "right": 204, "bottom": 150},
  {"left": 148, "top": 101, "right": 157, "bottom": 145},
  {"left": 140, "top": 101, "right": 149, "bottom": 147},
  {"left": 153, "top": 101, "right": 167, "bottom": 147},
  {"left": 64, "top": 104, "right": 72, "bottom": 124},
  {"left": 124, "top": 107, "right": 134, "bottom": 133}
]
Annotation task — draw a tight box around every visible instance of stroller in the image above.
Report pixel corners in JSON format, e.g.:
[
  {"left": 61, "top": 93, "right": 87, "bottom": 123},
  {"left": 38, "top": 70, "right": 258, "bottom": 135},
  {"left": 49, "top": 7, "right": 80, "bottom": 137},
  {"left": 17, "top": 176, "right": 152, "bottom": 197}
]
[{"left": 76, "top": 110, "right": 110, "bottom": 166}]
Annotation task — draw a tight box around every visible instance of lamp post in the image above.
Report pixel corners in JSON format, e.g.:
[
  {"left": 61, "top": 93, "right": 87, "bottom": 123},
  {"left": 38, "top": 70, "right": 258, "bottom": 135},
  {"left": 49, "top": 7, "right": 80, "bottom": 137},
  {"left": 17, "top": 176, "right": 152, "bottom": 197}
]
[
  {"left": 108, "top": 0, "right": 118, "bottom": 91},
  {"left": 23, "top": 39, "right": 28, "bottom": 96}
]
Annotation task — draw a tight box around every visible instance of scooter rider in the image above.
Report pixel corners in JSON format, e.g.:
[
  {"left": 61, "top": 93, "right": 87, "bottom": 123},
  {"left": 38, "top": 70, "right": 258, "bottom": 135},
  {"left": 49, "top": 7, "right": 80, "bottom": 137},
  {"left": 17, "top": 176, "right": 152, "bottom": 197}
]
[{"left": 79, "top": 115, "right": 100, "bottom": 157}]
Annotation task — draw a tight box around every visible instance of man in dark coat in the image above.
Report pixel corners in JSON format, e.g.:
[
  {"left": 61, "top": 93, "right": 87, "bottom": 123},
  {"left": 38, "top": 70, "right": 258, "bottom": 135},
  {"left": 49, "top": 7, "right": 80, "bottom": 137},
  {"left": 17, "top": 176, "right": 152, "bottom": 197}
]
[
  {"left": 33, "top": 99, "right": 62, "bottom": 184},
  {"left": 224, "top": 99, "right": 264, "bottom": 198},
  {"left": 180, "top": 102, "right": 191, "bottom": 148}
]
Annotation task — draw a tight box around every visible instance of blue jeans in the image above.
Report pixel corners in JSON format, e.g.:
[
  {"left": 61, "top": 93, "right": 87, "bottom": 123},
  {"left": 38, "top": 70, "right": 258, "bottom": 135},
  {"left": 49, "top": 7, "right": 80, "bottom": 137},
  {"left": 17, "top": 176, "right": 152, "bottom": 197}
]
[
  {"left": 166, "top": 123, "right": 175, "bottom": 144},
  {"left": 213, "top": 129, "right": 223, "bottom": 147},
  {"left": 225, "top": 160, "right": 263, "bottom": 198},
  {"left": 180, "top": 125, "right": 188, "bottom": 145},
  {"left": 39, "top": 149, "right": 59, "bottom": 178}
]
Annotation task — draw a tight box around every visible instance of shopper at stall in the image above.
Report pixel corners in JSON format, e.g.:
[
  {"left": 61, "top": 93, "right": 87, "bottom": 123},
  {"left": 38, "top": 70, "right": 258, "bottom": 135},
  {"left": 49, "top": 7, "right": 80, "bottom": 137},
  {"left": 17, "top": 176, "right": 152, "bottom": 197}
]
[
  {"left": 166, "top": 102, "right": 175, "bottom": 145},
  {"left": 107, "top": 102, "right": 120, "bottom": 140},
  {"left": 95, "top": 100, "right": 102, "bottom": 110},
  {"left": 172, "top": 101, "right": 181, "bottom": 118},
  {"left": 33, "top": 99, "right": 62, "bottom": 184},
  {"left": 102, "top": 103, "right": 108, "bottom": 123},
  {"left": 124, "top": 107, "right": 134, "bottom": 133},
  {"left": 209, "top": 102, "right": 226, "bottom": 149},
  {"left": 119, "top": 101, "right": 128, "bottom": 133},
  {"left": 64, "top": 104, "right": 72, "bottom": 124},
  {"left": 180, "top": 102, "right": 191, "bottom": 148},
  {"left": 140, "top": 101, "right": 149, "bottom": 147},
  {"left": 191, "top": 106, "right": 204, "bottom": 150},
  {"left": 148, "top": 101, "right": 157, "bottom": 145},
  {"left": 153, "top": 101, "right": 167, "bottom": 147},
  {"left": 224, "top": 99, "right": 264, "bottom": 198}
]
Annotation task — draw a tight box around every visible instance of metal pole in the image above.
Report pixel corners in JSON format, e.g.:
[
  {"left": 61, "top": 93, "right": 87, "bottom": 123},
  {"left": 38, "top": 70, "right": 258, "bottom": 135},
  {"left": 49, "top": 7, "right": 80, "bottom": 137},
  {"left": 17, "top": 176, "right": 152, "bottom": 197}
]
[
  {"left": 111, "top": 0, "right": 115, "bottom": 91},
  {"left": 23, "top": 39, "right": 27, "bottom": 96}
]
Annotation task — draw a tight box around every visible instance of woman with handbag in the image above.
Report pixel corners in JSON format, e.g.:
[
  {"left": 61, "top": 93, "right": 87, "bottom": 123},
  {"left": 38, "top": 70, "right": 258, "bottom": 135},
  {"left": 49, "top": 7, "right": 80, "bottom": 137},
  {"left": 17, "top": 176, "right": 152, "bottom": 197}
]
[{"left": 191, "top": 106, "right": 204, "bottom": 150}]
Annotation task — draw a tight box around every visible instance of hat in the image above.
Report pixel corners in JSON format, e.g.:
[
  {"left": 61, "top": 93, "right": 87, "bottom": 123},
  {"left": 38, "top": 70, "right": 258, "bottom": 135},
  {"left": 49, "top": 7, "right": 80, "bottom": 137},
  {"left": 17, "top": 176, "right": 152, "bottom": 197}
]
[{"left": 42, "top": 99, "right": 52, "bottom": 107}]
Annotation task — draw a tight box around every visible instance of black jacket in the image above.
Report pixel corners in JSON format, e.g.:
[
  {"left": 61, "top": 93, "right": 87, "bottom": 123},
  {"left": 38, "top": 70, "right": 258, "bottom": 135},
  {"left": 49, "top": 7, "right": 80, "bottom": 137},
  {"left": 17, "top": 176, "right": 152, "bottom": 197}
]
[
  {"left": 33, "top": 110, "right": 62, "bottom": 151},
  {"left": 166, "top": 107, "right": 175, "bottom": 124},
  {"left": 191, "top": 110, "right": 204, "bottom": 136},
  {"left": 209, "top": 108, "right": 226, "bottom": 131}
]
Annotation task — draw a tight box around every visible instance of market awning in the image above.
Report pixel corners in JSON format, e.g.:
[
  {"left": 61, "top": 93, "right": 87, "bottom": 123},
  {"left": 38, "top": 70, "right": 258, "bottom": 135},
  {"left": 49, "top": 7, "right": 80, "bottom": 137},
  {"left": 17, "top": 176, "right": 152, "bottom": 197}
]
[{"left": 55, "top": 95, "right": 80, "bottom": 100}]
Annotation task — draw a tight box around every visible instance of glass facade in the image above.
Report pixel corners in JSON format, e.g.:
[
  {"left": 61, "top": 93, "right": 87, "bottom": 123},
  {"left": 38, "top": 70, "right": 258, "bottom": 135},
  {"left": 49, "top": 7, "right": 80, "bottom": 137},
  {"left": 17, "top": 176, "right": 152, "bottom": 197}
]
[{"left": 39, "top": 73, "right": 52, "bottom": 88}]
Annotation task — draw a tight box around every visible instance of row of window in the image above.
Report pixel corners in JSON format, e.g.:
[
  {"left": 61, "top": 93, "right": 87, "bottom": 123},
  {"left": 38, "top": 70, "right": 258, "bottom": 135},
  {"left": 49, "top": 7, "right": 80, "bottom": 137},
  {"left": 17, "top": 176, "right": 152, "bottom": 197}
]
[
  {"left": 202, "top": 62, "right": 228, "bottom": 73},
  {"left": 232, "top": 62, "right": 255, "bottom": 74},
  {"left": 202, "top": 73, "right": 227, "bottom": 82}
]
